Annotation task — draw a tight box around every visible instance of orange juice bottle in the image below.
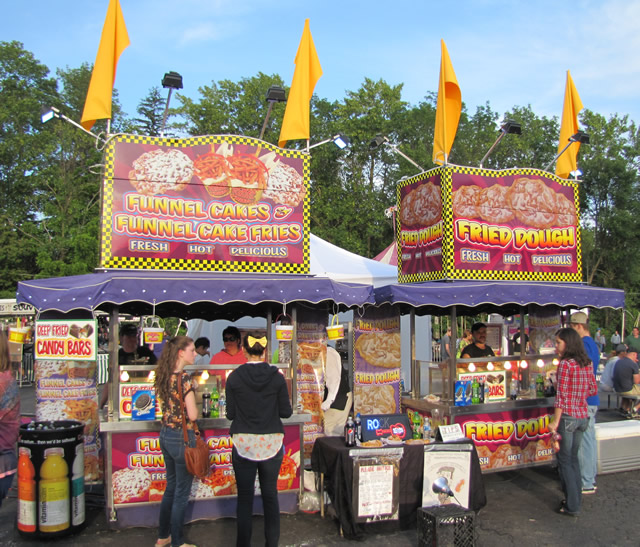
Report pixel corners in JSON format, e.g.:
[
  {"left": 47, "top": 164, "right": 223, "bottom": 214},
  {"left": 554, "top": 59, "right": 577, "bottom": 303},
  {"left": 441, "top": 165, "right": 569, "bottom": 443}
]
[
  {"left": 17, "top": 447, "right": 36, "bottom": 532},
  {"left": 38, "top": 447, "right": 70, "bottom": 533}
]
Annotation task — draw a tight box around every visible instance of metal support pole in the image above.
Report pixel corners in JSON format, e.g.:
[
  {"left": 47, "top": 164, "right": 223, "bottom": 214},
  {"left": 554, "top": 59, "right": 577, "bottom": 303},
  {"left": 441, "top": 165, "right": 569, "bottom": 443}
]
[
  {"left": 160, "top": 88, "right": 174, "bottom": 137},
  {"left": 410, "top": 309, "right": 417, "bottom": 398},
  {"left": 448, "top": 307, "right": 457, "bottom": 402},
  {"left": 108, "top": 306, "right": 119, "bottom": 420},
  {"left": 291, "top": 305, "right": 298, "bottom": 408},
  {"left": 259, "top": 101, "right": 275, "bottom": 141}
]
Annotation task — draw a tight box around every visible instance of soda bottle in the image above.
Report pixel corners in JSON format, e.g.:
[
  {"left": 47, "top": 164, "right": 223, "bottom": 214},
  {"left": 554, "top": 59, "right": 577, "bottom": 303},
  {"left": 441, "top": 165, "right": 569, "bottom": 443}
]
[
  {"left": 354, "top": 413, "right": 362, "bottom": 442},
  {"left": 471, "top": 377, "right": 480, "bottom": 404},
  {"left": 17, "top": 446, "right": 36, "bottom": 533},
  {"left": 218, "top": 392, "right": 226, "bottom": 418},
  {"left": 423, "top": 419, "right": 432, "bottom": 440},
  {"left": 412, "top": 411, "right": 421, "bottom": 440},
  {"left": 202, "top": 387, "right": 211, "bottom": 418},
  {"left": 344, "top": 415, "right": 356, "bottom": 447},
  {"left": 478, "top": 379, "right": 485, "bottom": 404},
  {"left": 536, "top": 374, "right": 545, "bottom": 398},
  {"left": 211, "top": 381, "right": 220, "bottom": 418}
]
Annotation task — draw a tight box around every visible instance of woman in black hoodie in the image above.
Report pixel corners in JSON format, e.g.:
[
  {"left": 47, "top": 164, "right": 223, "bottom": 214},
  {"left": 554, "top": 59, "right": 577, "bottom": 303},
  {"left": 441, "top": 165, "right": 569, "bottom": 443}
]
[{"left": 226, "top": 332, "right": 292, "bottom": 547}]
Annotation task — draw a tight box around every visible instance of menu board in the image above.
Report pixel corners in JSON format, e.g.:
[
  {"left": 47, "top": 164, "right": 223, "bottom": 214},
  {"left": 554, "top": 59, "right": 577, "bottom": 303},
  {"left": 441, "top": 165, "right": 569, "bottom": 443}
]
[
  {"left": 100, "top": 134, "right": 310, "bottom": 274},
  {"left": 109, "top": 426, "right": 301, "bottom": 505},
  {"left": 397, "top": 166, "right": 582, "bottom": 283},
  {"left": 455, "top": 406, "right": 554, "bottom": 472},
  {"left": 353, "top": 308, "right": 401, "bottom": 416},
  {"left": 35, "top": 359, "right": 100, "bottom": 482}
]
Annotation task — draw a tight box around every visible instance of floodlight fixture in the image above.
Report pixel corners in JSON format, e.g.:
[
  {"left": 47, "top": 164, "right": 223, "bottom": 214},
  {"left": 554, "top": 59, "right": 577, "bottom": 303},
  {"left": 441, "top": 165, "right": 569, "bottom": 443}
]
[
  {"left": 259, "top": 85, "right": 287, "bottom": 140},
  {"left": 161, "top": 71, "right": 183, "bottom": 90},
  {"left": 308, "top": 133, "right": 351, "bottom": 150},
  {"left": 544, "top": 130, "right": 591, "bottom": 172},
  {"left": 369, "top": 135, "right": 424, "bottom": 172},
  {"left": 40, "top": 105, "right": 104, "bottom": 144},
  {"left": 479, "top": 119, "right": 522, "bottom": 168},
  {"left": 160, "top": 71, "right": 183, "bottom": 137}
]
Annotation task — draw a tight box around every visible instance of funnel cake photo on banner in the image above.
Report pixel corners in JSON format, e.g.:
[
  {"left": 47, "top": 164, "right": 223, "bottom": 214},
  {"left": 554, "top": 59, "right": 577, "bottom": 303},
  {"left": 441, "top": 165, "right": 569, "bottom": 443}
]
[
  {"left": 506, "top": 177, "right": 558, "bottom": 229},
  {"left": 128, "top": 148, "right": 194, "bottom": 195},
  {"left": 452, "top": 184, "right": 481, "bottom": 219}
]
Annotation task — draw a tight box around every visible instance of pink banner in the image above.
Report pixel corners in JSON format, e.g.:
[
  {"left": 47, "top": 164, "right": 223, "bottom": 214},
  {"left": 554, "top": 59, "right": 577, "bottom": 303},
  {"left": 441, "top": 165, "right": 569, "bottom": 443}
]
[
  {"left": 110, "top": 425, "right": 301, "bottom": 505},
  {"left": 101, "top": 135, "right": 309, "bottom": 273},
  {"left": 454, "top": 406, "right": 554, "bottom": 472}
]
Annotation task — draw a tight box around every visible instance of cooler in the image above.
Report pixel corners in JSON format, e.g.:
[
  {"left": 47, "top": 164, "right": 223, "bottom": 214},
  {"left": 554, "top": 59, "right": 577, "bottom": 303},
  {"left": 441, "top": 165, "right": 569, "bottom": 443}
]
[{"left": 596, "top": 421, "right": 640, "bottom": 474}]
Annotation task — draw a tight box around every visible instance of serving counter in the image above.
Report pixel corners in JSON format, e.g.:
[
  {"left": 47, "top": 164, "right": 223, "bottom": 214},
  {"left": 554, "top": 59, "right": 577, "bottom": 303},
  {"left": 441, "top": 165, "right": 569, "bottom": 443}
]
[
  {"left": 101, "top": 413, "right": 311, "bottom": 529},
  {"left": 402, "top": 396, "right": 556, "bottom": 473}
]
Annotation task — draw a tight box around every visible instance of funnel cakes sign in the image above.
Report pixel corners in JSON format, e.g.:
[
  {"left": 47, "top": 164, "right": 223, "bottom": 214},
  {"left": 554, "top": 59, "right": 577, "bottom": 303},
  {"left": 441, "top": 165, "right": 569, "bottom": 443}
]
[
  {"left": 99, "top": 134, "right": 310, "bottom": 273},
  {"left": 396, "top": 166, "right": 581, "bottom": 283}
]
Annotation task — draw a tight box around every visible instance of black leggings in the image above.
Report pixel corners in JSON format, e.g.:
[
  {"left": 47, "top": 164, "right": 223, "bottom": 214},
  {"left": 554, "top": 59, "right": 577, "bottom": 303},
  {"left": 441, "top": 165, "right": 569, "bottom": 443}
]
[{"left": 232, "top": 445, "right": 283, "bottom": 547}]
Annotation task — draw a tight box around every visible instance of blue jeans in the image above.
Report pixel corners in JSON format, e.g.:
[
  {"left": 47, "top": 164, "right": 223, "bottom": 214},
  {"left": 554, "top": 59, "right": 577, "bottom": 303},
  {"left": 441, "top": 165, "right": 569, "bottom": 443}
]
[
  {"left": 578, "top": 405, "right": 598, "bottom": 489},
  {"left": 232, "top": 445, "right": 283, "bottom": 547},
  {"left": 159, "top": 426, "right": 195, "bottom": 547},
  {"left": 557, "top": 415, "right": 589, "bottom": 514}
]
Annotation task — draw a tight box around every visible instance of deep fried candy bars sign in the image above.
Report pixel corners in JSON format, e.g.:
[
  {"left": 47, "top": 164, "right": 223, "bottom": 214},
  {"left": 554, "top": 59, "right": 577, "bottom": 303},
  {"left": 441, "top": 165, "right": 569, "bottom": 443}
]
[
  {"left": 99, "top": 134, "right": 310, "bottom": 273},
  {"left": 397, "top": 166, "right": 582, "bottom": 283},
  {"left": 35, "top": 320, "right": 97, "bottom": 360}
]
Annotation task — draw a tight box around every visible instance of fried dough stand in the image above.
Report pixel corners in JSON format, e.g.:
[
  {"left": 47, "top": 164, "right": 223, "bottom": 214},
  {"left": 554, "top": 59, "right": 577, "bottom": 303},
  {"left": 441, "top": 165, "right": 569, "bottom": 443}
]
[
  {"left": 15, "top": 134, "right": 385, "bottom": 528},
  {"left": 376, "top": 165, "right": 625, "bottom": 473}
]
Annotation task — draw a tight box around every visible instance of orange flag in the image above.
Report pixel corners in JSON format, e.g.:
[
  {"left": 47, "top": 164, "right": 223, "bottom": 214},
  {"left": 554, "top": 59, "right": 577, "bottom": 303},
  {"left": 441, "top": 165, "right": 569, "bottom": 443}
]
[
  {"left": 555, "top": 70, "right": 584, "bottom": 179},
  {"left": 81, "top": 0, "right": 130, "bottom": 130},
  {"left": 278, "top": 19, "right": 323, "bottom": 148},
  {"left": 432, "top": 40, "right": 461, "bottom": 165}
]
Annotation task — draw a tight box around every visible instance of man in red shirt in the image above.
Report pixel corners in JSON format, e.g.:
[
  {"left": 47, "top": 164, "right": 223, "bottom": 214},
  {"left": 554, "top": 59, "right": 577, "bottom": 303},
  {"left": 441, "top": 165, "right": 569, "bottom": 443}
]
[{"left": 210, "top": 327, "right": 247, "bottom": 388}]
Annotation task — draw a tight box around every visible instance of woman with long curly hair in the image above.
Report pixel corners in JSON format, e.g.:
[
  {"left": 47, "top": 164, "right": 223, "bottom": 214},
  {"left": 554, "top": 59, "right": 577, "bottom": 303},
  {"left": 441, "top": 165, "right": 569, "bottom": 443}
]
[
  {"left": 549, "top": 327, "right": 597, "bottom": 517},
  {"left": 226, "top": 332, "right": 292, "bottom": 547},
  {"left": 154, "top": 336, "right": 198, "bottom": 547}
]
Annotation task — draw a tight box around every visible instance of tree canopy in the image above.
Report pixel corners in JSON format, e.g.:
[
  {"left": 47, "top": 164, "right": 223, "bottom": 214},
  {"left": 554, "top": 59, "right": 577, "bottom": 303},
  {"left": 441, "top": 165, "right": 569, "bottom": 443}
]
[{"left": 2, "top": 40, "right": 639, "bottom": 332}]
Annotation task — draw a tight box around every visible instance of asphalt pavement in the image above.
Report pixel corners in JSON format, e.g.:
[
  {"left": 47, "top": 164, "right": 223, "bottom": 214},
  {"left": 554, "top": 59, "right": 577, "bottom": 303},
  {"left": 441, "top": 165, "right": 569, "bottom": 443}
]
[{"left": 4, "top": 385, "right": 639, "bottom": 546}]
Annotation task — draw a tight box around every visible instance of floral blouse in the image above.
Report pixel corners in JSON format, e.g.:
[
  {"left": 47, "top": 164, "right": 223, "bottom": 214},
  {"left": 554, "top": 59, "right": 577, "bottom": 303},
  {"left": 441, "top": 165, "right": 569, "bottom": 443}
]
[{"left": 161, "top": 372, "right": 194, "bottom": 430}]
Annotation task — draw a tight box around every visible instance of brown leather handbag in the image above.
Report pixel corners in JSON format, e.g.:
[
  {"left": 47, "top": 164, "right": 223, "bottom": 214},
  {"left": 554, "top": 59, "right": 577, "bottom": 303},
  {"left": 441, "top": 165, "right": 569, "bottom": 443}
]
[{"left": 178, "top": 374, "right": 211, "bottom": 479}]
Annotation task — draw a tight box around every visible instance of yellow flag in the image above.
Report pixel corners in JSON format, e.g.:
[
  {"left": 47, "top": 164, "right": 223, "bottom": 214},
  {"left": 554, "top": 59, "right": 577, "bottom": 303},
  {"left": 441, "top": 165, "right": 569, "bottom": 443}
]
[
  {"left": 278, "top": 19, "right": 323, "bottom": 148},
  {"left": 432, "top": 40, "right": 461, "bottom": 165},
  {"left": 555, "top": 70, "right": 584, "bottom": 179},
  {"left": 81, "top": 0, "right": 130, "bottom": 130}
]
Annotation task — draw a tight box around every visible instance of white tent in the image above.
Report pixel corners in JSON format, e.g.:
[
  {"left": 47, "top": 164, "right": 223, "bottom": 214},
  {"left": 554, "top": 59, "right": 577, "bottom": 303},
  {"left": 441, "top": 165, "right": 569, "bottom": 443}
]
[{"left": 309, "top": 234, "right": 397, "bottom": 287}]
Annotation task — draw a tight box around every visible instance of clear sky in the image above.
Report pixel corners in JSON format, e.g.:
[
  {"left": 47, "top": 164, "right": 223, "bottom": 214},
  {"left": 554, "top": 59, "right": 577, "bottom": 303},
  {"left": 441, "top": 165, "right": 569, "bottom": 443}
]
[{"left": 3, "top": 0, "right": 639, "bottom": 125}]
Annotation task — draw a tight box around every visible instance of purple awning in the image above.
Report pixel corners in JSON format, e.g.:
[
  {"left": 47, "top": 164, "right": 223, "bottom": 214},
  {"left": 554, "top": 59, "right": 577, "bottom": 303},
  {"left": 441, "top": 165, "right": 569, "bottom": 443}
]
[
  {"left": 374, "top": 281, "right": 624, "bottom": 315},
  {"left": 17, "top": 270, "right": 375, "bottom": 320}
]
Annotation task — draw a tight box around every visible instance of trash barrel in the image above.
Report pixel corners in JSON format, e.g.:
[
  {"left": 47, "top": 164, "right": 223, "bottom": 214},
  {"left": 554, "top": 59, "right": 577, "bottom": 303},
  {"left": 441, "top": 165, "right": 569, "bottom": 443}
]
[{"left": 17, "top": 420, "right": 85, "bottom": 538}]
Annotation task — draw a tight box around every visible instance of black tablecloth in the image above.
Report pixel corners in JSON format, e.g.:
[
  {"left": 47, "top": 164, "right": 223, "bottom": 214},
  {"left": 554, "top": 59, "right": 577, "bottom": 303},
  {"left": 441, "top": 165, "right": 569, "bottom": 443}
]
[{"left": 311, "top": 436, "right": 486, "bottom": 540}]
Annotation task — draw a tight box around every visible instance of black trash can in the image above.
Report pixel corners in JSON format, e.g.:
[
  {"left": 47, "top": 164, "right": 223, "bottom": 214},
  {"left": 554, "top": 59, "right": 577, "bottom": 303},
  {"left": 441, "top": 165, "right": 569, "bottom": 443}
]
[{"left": 17, "top": 420, "right": 85, "bottom": 538}]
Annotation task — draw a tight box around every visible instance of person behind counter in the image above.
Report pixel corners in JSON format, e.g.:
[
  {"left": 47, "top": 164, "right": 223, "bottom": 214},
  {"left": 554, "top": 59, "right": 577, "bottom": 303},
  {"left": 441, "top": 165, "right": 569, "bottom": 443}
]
[
  {"left": 0, "top": 331, "right": 19, "bottom": 508},
  {"left": 461, "top": 323, "right": 495, "bottom": 359},
  {"left": 99, "top": 323, "right": 158, "bottom": 409},
  {"left": 193, "top": 337, "right": 210, "bottom": 366},
  {"left": 154, "top": 336, "right": 198, "bottom": 547},
  {"left": 119, "top": 323, "right": 158, "bottom": 365},
  {"left": 549, "top": 328, "right": 597, "bottom": 517},
  {"left": 226, "top": 333, "right": 292, "bottom": 547},
  {"left": 209, "top": 327, "right": 247, "bottom": 388}
]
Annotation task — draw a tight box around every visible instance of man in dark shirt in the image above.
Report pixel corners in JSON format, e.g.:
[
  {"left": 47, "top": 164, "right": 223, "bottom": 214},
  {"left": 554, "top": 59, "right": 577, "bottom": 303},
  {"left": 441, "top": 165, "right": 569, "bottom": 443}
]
[
  {"left": 613, "top": 348, "right": 640, "bottom": 414},
  {"left": 118, "top": 323, "right": 157, "bottom": 365},
  {"left": 461, "top": 322, "right": 495, "bottom": 359}
]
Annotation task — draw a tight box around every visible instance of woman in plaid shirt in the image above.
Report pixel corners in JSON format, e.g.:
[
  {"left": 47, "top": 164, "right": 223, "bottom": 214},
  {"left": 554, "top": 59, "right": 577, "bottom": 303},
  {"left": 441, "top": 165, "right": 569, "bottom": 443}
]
[{"left": 549, "top": 327, "right": 597, "bottom": 516}]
